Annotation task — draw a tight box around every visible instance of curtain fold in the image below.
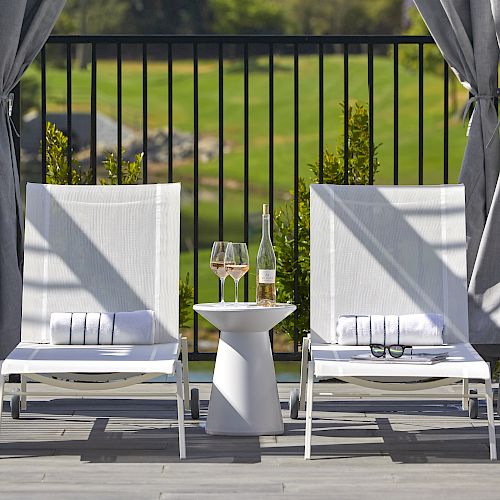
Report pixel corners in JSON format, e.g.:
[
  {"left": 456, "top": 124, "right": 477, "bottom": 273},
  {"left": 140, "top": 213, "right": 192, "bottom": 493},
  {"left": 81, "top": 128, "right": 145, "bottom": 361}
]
[
  {"left": 0, "top": 0, "right": 65, "bottom": 358},
  {"left": 414, "top": 0, "right": 500, "bottom": 346}
]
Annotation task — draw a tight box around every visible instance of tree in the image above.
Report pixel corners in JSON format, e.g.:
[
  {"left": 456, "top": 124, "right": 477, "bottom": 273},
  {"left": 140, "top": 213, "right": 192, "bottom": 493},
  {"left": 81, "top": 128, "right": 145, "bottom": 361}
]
[
  {"left": 208, "top": 0, "right": 288, "bottom": 34},
  {"left": 284, "top": 0, "right": 404, "bottom": 36},
  {"left": 399, "top": 6, "right": 459, "bottom": 116},
  {"left": 58, "top": 0, "right": 129, "bottom": 34}
]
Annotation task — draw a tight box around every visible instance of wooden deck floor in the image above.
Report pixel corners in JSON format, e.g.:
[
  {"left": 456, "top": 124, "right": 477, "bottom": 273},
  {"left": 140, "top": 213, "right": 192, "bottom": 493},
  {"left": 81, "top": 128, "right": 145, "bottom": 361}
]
[{"left": 1, "top": 382, "right": 500, "bottom": 499}]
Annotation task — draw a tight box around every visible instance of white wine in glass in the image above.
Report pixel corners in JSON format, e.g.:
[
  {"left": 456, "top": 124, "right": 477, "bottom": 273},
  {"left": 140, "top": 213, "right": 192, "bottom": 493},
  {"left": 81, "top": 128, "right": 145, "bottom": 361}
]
[
  {"left": 224, "top": 242, "right": 249, "bottom": 303},
  {"left": 225, "top": 264, "right": 250, "bottom": 281},
  {"left": 210, "top": 241, "right": 230, "bottom": 302}
]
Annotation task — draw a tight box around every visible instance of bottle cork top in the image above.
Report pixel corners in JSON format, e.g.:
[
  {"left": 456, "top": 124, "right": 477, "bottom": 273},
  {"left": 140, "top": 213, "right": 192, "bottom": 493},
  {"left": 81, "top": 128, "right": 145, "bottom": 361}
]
[{"left": 262, "top": 203, "right": 269, "bottom": 215}]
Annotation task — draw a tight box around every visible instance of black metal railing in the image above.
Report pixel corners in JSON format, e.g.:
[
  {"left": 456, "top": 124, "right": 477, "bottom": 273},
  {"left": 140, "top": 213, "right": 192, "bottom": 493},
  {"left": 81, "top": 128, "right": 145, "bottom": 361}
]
[{"left": 14, "top": 34, "right": 455, "bottom": 361}]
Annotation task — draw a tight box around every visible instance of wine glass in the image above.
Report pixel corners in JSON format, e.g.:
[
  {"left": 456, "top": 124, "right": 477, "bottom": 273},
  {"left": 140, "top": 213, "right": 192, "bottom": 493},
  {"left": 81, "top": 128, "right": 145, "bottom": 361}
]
[
  {"left": 210, "top": 241, "right": 230, "bottom": 303},
  {"left": 224, "top": 242, "right": 249, "bottom": 303}
]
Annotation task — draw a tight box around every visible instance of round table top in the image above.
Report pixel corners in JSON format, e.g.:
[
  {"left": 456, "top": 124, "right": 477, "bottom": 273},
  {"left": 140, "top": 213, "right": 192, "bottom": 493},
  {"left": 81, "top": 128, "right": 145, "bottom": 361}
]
[
  {"left": 193, "top": 302, "right": 296, "bottom": 313},
  {"left": 193, "top": 302, "right": 296, "bottom": 332}
]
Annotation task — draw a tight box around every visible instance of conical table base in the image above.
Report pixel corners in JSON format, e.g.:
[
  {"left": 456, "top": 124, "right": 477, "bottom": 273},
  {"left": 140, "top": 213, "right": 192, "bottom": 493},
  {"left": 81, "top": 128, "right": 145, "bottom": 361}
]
[{"left": 193, "top": 302, "right": 296, "bottom": 436}]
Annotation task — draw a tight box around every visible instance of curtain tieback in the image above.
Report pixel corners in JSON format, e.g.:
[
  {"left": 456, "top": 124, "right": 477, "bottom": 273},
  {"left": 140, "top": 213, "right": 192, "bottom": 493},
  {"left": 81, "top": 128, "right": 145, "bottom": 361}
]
[
  {"left": 0, "top": 93, "right": 20, "bottom": 137},
  {"left": 462, "top": 89, "right": 500, "bottom": 148}
]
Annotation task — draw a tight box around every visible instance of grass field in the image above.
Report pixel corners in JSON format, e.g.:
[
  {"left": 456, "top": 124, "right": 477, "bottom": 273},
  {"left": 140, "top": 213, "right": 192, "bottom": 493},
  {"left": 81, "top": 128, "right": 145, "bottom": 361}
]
[{"left": 24, "top": 51, "right": 470, "bottom": 338}]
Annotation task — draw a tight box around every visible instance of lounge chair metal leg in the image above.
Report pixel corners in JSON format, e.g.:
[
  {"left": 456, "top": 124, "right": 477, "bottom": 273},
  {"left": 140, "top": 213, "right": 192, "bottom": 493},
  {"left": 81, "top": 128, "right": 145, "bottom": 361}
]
[
  {"left": 299, "top": 336, "right": 310, "bottom": 412},
  {"left": 175, "top": 361, "right": 186, "bottom": 460},
  {"left": 181, "top": 337, "right": 190, "bottom": 411},
  {"left": 0, "top": 375, "right": 4, "bottom": 433},
  {"left": 20, "top": 375, "right": 27, "bottom": 411},
  {"left": 462, "top": 379, "right": 469, "bottom": 410},
  {"left": 485, "top": 377, "right": 497, "bottom": 461},
  {"left": 304, "top": 360, "right": 314, "bottom": 460}
]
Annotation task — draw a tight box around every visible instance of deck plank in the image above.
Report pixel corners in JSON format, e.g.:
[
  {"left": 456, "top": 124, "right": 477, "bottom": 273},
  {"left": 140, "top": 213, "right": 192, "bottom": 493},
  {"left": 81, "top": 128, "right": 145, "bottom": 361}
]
[{"left": 0, "top": 382, "right": 499, "bottom": 499}]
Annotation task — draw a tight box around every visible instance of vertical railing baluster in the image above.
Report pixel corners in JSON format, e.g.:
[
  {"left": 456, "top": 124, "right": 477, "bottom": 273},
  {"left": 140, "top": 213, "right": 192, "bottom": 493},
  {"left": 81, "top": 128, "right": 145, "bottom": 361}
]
[
  {"left": 218, "top": 43, "right": 224, "bottom": 244},
  {"left": 443, "top": 60, "right": 449, "bottom": 184},
  {"left": 268, "top": 43, "right": 274, "bottom": 239},
  {"left": 269, "top": 42, "right": 274, "bottom": 350},
  {"left": 243, "top": 43, "right": 249, "bottom": 302},
  {"left": 168, "top": 43, "right": 173, "bottom": 183},
  {"left": 393, "top": 43, "right": 399, "bottom": 185},
  {"left": 418, "top": 42, "right": 424, "bottom": 185},
  {"left": 117, "top": 43, "right": 122, "bottom": 184},
  {"left": 41, "top": 47, "right": 47, "bottom": 183},
  {"left": 343, "top": 43, "right": 349, "bottom": 184},
  {"left": 318, "top": 43, "right": 324, "bottom": 183},
  {"left": 268, "top": 43, "right": 274, "bottom": 352},
  {"left": 368, "top": 44, "right": 374, "bottom": 185},
  {"left": 293, "top": 43, "right": 299, "bottom": 352},
  {"left": 90, "top": 43, "right": 97, "bottom": 184},
  {"left": 193, "top": 43, "right": 199, "bottom": 354},
  {"left": 142, "top": 43, "right": 148, "bottom": 183},
  {"left": 66, "top": 43, "right": 72, "bottom": 185}
]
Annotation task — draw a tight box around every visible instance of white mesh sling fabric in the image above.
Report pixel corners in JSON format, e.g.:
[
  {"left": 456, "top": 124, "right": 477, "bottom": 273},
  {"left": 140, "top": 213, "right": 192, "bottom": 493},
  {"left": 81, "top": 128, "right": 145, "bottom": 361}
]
[
  {"left": 310, "top": 184, "right": 469, "bottom": 346},
  {"left": 21, "top": 183, "right": 180, "bottom": 345}
]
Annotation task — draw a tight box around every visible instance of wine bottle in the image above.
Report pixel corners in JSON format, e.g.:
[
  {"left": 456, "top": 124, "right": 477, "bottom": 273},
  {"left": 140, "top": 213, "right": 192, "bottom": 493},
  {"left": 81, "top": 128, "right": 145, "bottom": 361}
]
[{"left": 256, "top": 204, "right": 276, "bottom": 306}]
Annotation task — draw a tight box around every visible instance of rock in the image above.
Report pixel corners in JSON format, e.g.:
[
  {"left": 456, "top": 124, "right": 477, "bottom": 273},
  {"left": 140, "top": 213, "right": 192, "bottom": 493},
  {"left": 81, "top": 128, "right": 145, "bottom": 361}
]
[{"left": 22, "top": 112, "right": 230, "bottom": 168}]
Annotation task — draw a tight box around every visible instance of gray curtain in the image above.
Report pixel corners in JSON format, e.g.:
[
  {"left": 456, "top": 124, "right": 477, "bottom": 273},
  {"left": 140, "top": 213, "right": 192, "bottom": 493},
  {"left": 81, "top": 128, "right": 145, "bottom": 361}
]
[
  {"left": 414, "top": 0, "right": 500, "bottom": 351},
  {"left": 0, "top": 0, "right": 65, "bottom": 358}
]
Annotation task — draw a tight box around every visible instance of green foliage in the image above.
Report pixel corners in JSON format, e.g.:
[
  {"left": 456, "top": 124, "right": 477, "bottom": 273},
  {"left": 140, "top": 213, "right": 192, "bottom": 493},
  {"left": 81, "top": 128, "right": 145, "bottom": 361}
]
[
  {"left": 60, "top": 0, "right": 129, "bottom": 34},
  {"left": 44, "top": 122, "right": 92, "bottom": 185},
  {"left": 179, "top": 273, "right": 195, "bottom": 329},
  {"left": 20, "top": 72, "right": 40, "bottom": 115},
  {"left": 285, "top": 0, "right": 404, "bottom": 35},
  {"left": 274, "top": 177, "right": 310, "bottom": 339},
  {"left": 398, "top": 7, "right": 459, "bottom": 116},
  {"left": 399, "top": 7, "right": 443, "bottom": 75},
  {"left": 274, "top": 102, "right": 380, "bottom": 343},
  {"left": 55, "top": 0, "right": 405, "bottom": 37},
  {"left": 209, "top": 0, "right": 288, "bottom": 34},
  {"left": 100, "top": 150, "right": 143, "bottom": 185},
  {"left": 310, "top": 103, "right": 380, "bottom": 185}
]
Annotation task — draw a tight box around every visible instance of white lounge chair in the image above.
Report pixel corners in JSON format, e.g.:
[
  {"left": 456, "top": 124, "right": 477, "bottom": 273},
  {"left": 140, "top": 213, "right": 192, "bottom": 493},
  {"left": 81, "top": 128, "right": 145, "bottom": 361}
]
[
  {"left": 295, "top": 184, "right": 497, "bottom": 461},
  {"left": 0, "top": 183, "right": 195, "bottom": 460}
]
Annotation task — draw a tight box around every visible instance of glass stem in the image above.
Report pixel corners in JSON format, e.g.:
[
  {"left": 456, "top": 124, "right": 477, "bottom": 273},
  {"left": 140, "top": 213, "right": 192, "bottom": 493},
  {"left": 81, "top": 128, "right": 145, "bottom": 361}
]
[
  {"left": 220, "top": 277, "right": 225, "bottom": 303},
  {"left": 235, "top": 278, "right": 239, "bottom": 303}
]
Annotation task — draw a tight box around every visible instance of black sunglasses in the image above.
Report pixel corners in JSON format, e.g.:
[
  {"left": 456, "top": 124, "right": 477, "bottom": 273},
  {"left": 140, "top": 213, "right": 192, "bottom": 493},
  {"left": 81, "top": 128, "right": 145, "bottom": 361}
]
[{"left": 370, "top": 344, "right": 412, "bottom": 358}]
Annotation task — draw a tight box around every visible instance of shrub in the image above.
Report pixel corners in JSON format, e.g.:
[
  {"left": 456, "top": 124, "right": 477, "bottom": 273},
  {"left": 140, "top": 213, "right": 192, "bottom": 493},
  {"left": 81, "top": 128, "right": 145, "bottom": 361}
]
[
  {"left": 274, "top": 102, "right": 380, "bottom": 343},
  {"left": 44, "top": 122, "right": 92, "bottom": 185},
  {"left": 100, "top": 150, "right": 143, "bottom": 185},
  {"left": 179, "top": 272, "right": 195, "bottom": 329}
]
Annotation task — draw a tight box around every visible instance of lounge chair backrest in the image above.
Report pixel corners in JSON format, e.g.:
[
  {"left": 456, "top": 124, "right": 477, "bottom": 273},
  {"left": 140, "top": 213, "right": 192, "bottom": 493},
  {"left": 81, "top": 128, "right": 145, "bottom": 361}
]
[
  {"left": 310, "top": 184, "right": 468, "bottom": 345},
  {"left": 21, "top": 183, "right": 181, "bottom": 344}
]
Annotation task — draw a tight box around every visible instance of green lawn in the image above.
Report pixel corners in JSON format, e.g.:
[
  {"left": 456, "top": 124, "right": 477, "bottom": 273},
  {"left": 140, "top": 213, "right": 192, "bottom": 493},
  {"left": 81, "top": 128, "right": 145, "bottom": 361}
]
[
  {"left": 29, "top": 52, "right": 468, "bottom": 191},
  {"left": 24, "top": 52, "right": 469, "bottom": 327}
]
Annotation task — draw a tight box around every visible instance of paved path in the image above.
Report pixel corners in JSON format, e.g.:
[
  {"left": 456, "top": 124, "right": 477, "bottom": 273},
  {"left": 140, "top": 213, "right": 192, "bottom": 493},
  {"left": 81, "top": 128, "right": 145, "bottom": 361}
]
[{"left": 0, "top": 382, "right": 499, "bottom": 499}]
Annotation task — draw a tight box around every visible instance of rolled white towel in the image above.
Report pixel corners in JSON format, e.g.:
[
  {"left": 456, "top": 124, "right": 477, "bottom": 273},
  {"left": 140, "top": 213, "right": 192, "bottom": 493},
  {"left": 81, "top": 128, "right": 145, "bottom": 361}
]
[
  {"left": 50, "top": 310, "right": 155, "bottom": 345},
  {"left": 336, "top": 314, "right": 444, "bottom": 346}
]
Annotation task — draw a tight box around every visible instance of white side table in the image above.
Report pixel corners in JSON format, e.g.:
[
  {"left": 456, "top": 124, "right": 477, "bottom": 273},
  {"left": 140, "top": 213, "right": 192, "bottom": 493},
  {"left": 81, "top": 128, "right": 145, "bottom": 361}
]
[{"left": 193, "top": 302, "right": 296, "bottom": 436}]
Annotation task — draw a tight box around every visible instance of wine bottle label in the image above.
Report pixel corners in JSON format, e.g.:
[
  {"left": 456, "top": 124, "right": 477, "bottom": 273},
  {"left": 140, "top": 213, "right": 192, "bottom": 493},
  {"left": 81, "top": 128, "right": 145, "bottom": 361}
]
[{"left": 258, "top": 269, "right": 276, "bottom": 283}]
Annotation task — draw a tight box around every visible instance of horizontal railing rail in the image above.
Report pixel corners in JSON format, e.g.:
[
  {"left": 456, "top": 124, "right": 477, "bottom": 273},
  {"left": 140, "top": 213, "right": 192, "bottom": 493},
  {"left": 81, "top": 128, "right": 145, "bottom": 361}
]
[
  {"left": 44, "top": 34, "right": 434, "bottom": 44},
  {"left": 15, "top": 34, "right": 459, "bottom": 362}
]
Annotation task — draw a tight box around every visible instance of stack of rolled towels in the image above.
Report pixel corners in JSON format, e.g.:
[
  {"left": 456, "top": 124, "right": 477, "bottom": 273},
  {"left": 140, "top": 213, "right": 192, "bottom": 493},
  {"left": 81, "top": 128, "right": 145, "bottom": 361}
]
[
  {"left": 50, "top": 310, "right": 155, "bottom": 345},
  {"left": 336, "top": 313, "right": 444, "bottom": 346}
]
